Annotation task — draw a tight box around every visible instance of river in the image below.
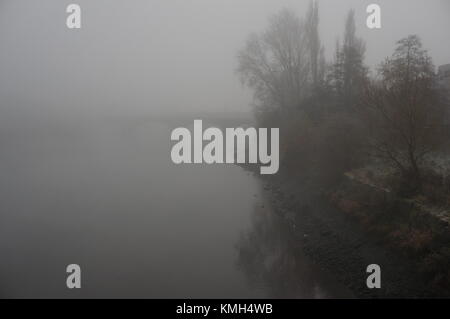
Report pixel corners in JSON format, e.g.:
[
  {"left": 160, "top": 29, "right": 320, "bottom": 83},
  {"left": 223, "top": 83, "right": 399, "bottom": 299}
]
[{"left": 0, "top": 116, "right": 352, "bottom": 298}]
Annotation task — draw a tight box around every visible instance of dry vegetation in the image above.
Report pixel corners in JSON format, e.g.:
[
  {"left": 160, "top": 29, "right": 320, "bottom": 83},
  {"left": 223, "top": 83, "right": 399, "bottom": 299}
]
[{"left": 237, "top": 1, "right": 450, "bottom": 291}]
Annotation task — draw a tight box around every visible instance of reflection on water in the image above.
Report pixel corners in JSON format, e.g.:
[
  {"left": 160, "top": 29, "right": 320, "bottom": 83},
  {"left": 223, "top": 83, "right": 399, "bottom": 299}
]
[
  {"left": 236, "top": 202, "right": 354, "bottom": 298},
  {"left": 0, "top": 117, "right": 351, "bottom": 298}
]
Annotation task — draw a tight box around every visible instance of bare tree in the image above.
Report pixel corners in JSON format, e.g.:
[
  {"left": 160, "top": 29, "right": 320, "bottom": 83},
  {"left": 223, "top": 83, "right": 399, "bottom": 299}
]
[
  {"left": 237, "top": 9, "right": 309, "bottom": 113},
  {"left": 362, "top": 35, "right": 445, "bottom": 190}
]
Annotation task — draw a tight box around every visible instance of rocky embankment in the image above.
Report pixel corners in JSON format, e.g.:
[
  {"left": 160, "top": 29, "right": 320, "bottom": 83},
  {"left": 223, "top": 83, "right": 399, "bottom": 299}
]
[{"left": 257, "top": 173, "right": 450, "bottom": 298}]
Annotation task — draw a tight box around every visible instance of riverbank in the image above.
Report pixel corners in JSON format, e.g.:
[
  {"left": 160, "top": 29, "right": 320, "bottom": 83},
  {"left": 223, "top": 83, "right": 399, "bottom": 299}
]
[{"left": 248, "top": 169, "right": 450, "bottom": 298}]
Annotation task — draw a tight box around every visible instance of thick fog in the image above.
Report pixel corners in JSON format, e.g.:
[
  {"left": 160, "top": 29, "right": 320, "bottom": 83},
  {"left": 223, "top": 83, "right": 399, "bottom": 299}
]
[
  {"left": 0, "top": 0, "right": 449, "bottom": 299},
  {"left": 0, "top": 0, "right": 449, "bottom": 124}
]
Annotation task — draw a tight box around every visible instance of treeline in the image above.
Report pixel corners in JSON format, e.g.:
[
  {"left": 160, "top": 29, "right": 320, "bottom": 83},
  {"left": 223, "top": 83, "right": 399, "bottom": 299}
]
[{"left": 237, "top": 1, "right": 449, "bottom": 195}]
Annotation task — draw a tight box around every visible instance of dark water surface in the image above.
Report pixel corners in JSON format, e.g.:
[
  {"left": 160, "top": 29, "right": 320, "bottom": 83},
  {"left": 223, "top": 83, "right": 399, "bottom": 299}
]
[{"left": 0, "top": 118, "right": 352, "bottom": 298}]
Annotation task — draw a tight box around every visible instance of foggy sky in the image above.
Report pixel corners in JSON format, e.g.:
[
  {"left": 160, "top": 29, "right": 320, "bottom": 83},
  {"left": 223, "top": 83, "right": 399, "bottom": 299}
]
[{"left": 0, "top": 0, "right": 449, "bottom": 123}]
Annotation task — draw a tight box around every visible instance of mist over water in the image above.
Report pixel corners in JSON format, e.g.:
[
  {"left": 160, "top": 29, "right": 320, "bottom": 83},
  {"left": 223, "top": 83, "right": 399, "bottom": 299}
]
[{"left": 0, "top": 118, "right": 351, "bottom": 298}]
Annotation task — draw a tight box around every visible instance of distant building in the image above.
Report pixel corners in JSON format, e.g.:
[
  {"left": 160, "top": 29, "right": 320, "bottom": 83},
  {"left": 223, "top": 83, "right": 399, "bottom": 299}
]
[{"left": 438, "top": 64, "right": 450, "bottom": 90}]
